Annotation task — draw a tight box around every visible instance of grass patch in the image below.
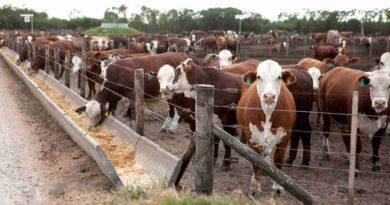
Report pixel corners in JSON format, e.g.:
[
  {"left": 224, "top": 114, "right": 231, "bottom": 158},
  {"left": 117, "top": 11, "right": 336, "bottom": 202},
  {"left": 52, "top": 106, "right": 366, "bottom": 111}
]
[
  {"left": 156, "top": 193, "right": 252, "bottom": 205},
  {"left": 85, "top": 27, "right": 141, "bottom": 36}
]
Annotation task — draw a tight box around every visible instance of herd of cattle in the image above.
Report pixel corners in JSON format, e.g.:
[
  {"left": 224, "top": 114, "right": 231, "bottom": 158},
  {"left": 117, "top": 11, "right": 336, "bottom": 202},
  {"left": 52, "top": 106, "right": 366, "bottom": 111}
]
[{"left": 1, "top": 29, "right": 390, "bottom": 195}]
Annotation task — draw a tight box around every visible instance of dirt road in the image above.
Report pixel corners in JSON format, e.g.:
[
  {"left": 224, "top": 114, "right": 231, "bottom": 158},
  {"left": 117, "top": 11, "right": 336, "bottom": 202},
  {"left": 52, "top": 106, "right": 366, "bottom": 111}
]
[{"left": 0, "top": 57, "right": 112, "bottom": 204}]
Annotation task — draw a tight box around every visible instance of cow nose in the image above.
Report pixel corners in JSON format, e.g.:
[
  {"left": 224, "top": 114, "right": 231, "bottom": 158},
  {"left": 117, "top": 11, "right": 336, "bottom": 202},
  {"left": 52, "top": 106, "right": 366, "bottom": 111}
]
[
  {"left": 263, "top": 93, "right": 276, "bottom": 100},
  {"left": 375, "top": 100, "right": 386, "bottom": 107},
  {"left": 160, "top": 87, "right": 167, "bottom": 93}
]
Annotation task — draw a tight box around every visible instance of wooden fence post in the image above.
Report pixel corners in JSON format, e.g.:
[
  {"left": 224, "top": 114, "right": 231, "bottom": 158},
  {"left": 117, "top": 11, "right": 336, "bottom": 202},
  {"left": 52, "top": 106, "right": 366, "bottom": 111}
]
[
  {"left": 64, "top": 50, "right": 71, "bottom": 88},
  {"left": 348, "top": 91, "right": 359, "bottom": 205},
  {"left": 194, "top": 84, "right": 214, "bottom": 194},
  {"left": 80, "top": 53, "right": 86, "bottom": 98},
  {"left": 54, "top": 47, "right": 60, "bottom": 79},
  {"left": 45, "top": 46, "right": 50, "bottom": 74},
  {"left": 134, "top": 69, "right": 144, "bottom": 135}
]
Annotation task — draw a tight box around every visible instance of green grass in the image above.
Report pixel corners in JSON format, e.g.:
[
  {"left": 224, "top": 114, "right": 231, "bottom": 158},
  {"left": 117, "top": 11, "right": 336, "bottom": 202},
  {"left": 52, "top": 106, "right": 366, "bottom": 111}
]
[{"left": 85, "top": 27, "right": 141, "bottom": 36}]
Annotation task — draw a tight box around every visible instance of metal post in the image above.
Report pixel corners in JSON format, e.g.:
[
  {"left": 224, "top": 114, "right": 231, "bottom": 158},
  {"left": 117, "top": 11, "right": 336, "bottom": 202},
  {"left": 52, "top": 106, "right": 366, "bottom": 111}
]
[
  {"left": 80, "top": 53, "right": 86, "bottom": 98},
  {"left": 348, "top": 91, "right": 359, "bottom": 205},
  {"left": 45, "top": 47, "right": 50, "bottom": 74},
  {"left": 64, "top": 50, "right": 71, "bottom": 88},
  {"left": 194, "top": 84, "right": 214, "bottom": 194},
  {"left": 134, "top": 69, "right": 144, "bottom": 135},
  {"left": 54, "top": 47, "right": 60, "bottom": 79}
]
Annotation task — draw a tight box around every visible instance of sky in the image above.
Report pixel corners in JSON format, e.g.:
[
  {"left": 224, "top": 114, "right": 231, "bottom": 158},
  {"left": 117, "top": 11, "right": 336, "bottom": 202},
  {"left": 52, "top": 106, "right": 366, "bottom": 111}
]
[{"left": 1, "top": 0, "right": 389, "bottom": 21}]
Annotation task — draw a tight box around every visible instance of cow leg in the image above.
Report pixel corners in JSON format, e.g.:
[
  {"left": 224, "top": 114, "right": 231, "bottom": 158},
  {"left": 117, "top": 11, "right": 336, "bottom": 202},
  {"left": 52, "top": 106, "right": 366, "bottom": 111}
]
[
  {"left": 272, "top": 135, "right": 290, "bottom": 196},
  {"left": 161, "top": 104, "right": 175, "bottom": 133},
  {"left": 372, "top": 128, "right": 384, "bottom": 172},
  {"left": 168, "top": 108, "right": 181, "bottom": 133},
  {"left": 301, "top": 127, "right": 312, "bottom": 166},
  {"left": 249, "top": 165, "right": 262, "bottom": 197},
  {"left": 214, "top": 136, "right": 220, "bottom": 165},
  {"left": 286, "top": 129, "right": 299, "bottom": 165},
  {"left": 321, "top": 114, "right": 331, "bottom": 160},
  {"left": 342, "top": 133, "right": 362, "bottom": 171},
  {"left": 59, "top": 65, "right": 65, "bottom": 79},
  {"left": 87, "top": 77, "right": 94, "bottom": 100}
]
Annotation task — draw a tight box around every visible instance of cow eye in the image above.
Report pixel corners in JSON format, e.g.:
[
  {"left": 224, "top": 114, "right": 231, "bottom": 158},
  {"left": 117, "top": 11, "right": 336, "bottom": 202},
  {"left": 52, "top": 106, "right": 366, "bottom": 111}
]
[
  {"left": 277, "top": 76, "right": 282, "bottom": 81},
  {"left": 380, "top": 62, "right": 384, "bottom": 66}
]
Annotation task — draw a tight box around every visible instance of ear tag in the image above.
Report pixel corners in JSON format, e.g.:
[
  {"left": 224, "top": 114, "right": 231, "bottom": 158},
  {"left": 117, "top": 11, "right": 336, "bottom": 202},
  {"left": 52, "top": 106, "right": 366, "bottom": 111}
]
[
  {"left": 77, "top": 111, "right": 82, "bottom": 115},
  {"left": 146, "top": 74, "right": 153, "bottom": 81},
  {"left": 359, "top": 79, "right": 365, "bottom": 87},
  {"left": 327, "top": 63, "right": 333, "bottom": 68},
  {"left": 104, "top": 112, "right": 109, "bottom": 117},
  {"left": 246, "top": 78, "right": 251, "bottom": 85}
]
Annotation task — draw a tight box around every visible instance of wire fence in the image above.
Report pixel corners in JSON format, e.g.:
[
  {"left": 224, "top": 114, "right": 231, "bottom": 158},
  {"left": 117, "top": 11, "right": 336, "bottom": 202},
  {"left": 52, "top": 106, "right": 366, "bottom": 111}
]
[{"left": 5, "top": 38, "right": 390, "bottom": 203}]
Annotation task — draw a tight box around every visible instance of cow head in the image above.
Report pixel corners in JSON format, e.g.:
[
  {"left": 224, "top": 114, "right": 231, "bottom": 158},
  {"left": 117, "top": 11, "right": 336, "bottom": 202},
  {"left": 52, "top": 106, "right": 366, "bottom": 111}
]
[
  {"left": 373, "top": 52, "right": 390, "bottom": 71},
  {"left": 360, "top": 70, "right": 390, "bottom": 113},
  {"left": 100, "top": 58, "right": 110, "bottom": 80},
  {"left": 71, "top": 55, "right": 82, "bottom": 73},
  {"left": 218, "top": 49, "right": 237, "bottom": 68},
  {"left": 307, "top": 67, "right": 322, "bottom": 90},
  {"left": 149, "top": 40, "right": 159, "bottom": 54},
  {"left": 172, "top": 58, "right": 197, "bottom": 98},
  {"left": 154, "top": 64, "right": 176, "bottom": 100},
  {"left": 97, "top": 39, "right": 105, "bottom": 51},
  {"left": 245, "top": 60, "right": 296, "bottom": 110},
  {"left": 323, "top": 55, "right": 361, "bottom": 67},
  {"left": 75, "top": 100, "right": 108, "bottom": 127}
]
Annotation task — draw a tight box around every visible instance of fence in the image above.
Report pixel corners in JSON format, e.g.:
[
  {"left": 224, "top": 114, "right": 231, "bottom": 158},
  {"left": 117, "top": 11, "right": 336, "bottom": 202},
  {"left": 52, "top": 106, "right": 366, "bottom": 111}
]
[{"left": 5, "top": 36, "right": 390, "bottom": 204}]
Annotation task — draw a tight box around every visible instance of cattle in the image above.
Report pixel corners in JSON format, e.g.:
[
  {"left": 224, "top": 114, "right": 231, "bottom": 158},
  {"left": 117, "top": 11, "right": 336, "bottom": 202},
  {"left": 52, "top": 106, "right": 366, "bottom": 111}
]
[
  {"left": 199, "top": 36, "right": 217, "bottom": 53},
  {"left": 208, "top": 30, "right": 225, "bottom": 37},
  {"left": 318, "top": 67, "right": 390, "bottom": 171},
  {"left": 167, "top": 37, "right": 191, "bottom": 52},
  {"left": 29, "top": 40, "right": 77, "bottom": 76},
  {"left": 327, "top": 30, "right": 341, "bottom": 45},
  {"left": 90, "top": 37, "right": 113, "bottom": 51},
  {"left": 340, "top": 31, "right": 353, "bottom": 39},
  {"left": 298, "top": 58, "right": 332, "bottom": 74},
  {"left": 322, "top": 54, "right": 361, "bottom": 68},
  {"left": 237, "top": 60, "right": 296, "bottom": 195},
  {"left": 271, "top": 42, "right": 286, "bottom": 52},
  {"left": 71, "top": 49, "right": 148, "bottom": 99},
  {"left": 128, "top": 42, "right": 150, "bottom": 54},
  {"left": 199, "top": 50, "right": 238, "bottom": 68},
  {"left": 75, "top": 52, "right": 187, "bottom": 127},
  {"left": 158, "top": 58, "right": 243, "bottom": 170},
  {"left": 361, "top": 37, "right": 372, "bottom": 52},
  {"left": 109, "top": 35, "right": 129, "bottom": 48},
  {"left": 310, "top": 32, "right": 327, "bottom": 43},
  {"left": 221, "top": 60, "right": 260, "bottom": 75},
  {"left": 310, "top": 45, "right": 338, "bottom": 61},
  {"left": 290, "top": 34, "right": 305, "bottom": 41},
  {"left": 371, "top": 52, "right": 390, "bottom": 71},
  {"left": 282, "top": 65, "right": 315, "bottom": 166},
  {"left": 216, "top": 36, "right": 237, "bottom": 53}
]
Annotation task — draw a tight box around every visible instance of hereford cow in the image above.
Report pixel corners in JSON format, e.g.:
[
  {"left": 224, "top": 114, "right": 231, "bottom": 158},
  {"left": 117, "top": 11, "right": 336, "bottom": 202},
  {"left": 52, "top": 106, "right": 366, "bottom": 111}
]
[
  {"left": 201, "top": 50, "right": 238, "bottom": 68},
  {"left": 237, "top": 60, "right": 296, "bottom": 195},
  {"left": 322, "top": 54, "right": 361, "bottom": 68},
  {"left": 71, "top": 49, "right": 148, "bottom": 99},
  {"left": 318, "top": 67, "right": 390, "bottom": 171},
  {"left": 310, "top": 45, "right": 338, "bottom": 61},
  {"left": 310, "top": 32, "right": 327, "bottom": 43},
  {"left": 154, "top": 58, "right": 243, "bottom": 170},
  {"left": 29, "top": 40, "right": 77, "bottom": 76},
  {"left": 271, "top": 42, "right": 286, "bottom": 52},
  {"left": 327, "top": 30, "right": 341, "bottom": 45},
  {"left": 75, "top": 52, "right": 186, "bottom": 127},
  {"left": 167, "top": 37, "right": 191, "bottom": 52},
  {"left": 298, "top": 58, "right": 332, "bottom": 74},
  {"left": 371, "top": 52, "right": 390, "bottom": 71}
]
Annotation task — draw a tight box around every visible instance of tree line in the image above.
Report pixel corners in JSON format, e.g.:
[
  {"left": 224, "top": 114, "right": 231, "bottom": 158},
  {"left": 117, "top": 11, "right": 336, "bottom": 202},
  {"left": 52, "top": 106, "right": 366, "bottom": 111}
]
[{"left": 0, "top": 4, "right": 389, "bottom": 35}]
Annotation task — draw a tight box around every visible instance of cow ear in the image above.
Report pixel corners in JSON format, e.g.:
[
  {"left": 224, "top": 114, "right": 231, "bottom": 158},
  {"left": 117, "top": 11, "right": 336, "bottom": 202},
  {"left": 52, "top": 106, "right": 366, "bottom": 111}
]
[
  {"left": 75, "top": 106, "right": 86, "bottom": 114},
  {"left": 358, "top": 75, "right": 370, "bottom": 87},
  {"left": 282, "top": 70, "right": 296, "bottom": 86},
  {"left": 145, "top": 71, "right": 157, "bottom": 77},
  {"left": 373, "top": 58, "right": 380, "bottom": 65},
  {"left": 183, "top": 59, "right": 193, "bottom": 72},
  {"left": 242, "top": 71, "right": 257, "bottom": 86},
  {"left": 349, "top": 57, "right": 361, "bottom": 64},
  {"left": 322, "top": 58, "right": 334, "bottom": 64}
]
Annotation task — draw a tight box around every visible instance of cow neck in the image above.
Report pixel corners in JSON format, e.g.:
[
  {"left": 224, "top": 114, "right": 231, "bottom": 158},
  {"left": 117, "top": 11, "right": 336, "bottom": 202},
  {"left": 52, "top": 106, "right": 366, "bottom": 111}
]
[{"left": 189, "top": 64, "right": 219, "bottom": 86}]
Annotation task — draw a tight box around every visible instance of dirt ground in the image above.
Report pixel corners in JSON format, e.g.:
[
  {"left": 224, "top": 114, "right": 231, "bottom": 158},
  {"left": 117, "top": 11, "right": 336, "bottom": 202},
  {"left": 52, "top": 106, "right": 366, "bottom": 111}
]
[{"left": 0, "top": 57, "right": 114, "bottom": 204}]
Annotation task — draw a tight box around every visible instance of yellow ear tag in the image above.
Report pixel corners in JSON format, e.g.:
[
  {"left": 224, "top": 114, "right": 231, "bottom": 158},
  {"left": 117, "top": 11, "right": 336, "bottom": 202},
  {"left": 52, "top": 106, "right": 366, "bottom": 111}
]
[{"left": 104, "top": 112, "right": 109, "bottom": 117}]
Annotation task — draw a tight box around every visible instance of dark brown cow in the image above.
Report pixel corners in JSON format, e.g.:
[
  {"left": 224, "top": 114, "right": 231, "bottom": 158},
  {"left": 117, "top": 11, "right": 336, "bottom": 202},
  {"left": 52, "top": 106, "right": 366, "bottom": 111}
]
[
  {"left": 199, "top": 36, "right": 217, "bottom": 53},
  {"left": 71, "top": 49, "right": 149, "bottom": 99},
  {"left": 318, "top": 67, "right": 390, "bottom": 171},
  {"left": 30, "top": 40, "right": 77, "bottom": 76},
  {"left": 237, "top": 60, "right": 296, "bottom": 194},
  {"left": 163, "top": 58, "right": 244, "bottom": 170},
  {"left": 75, "top": 52, "right": 187, "bottom": 127},
  {"left": 323, "top": 54, "right": 361, "bottom": 68},
  {"left": 310, "top": 32, "right": 327, "bottom": 43},
  {"left": 310, "top": 45, "right": 338, "bottom": 61}
]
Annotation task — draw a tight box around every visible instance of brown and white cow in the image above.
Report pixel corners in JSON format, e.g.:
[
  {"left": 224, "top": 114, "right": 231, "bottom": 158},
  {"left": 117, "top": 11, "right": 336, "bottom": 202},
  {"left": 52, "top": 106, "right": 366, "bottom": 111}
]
[
  {"left": 167, "top": 37, "right": 191, "bottom": 52},
  {"left": 310, "top": 45, "right": 338, "bottom": 61},
  {"left": 155, "top": 58, "right": 243, "bottom": 170},
  {"left": 322, "top": 54, "right": 361, "bottom": 68},
  {"left": 201, "top": 50, "right": 238, "bottom": 68},
  {"left": 318, "top": 67, "right": 390, "bottom": 171},
  {"left": 370, "top": 52, "right": 390, "bottom": 71},
  {"left": 75, "top": 52, "right": 186, "bottom": 127},
  {"left": 237, "top": 60, "right": 296, "bottom": 194}
]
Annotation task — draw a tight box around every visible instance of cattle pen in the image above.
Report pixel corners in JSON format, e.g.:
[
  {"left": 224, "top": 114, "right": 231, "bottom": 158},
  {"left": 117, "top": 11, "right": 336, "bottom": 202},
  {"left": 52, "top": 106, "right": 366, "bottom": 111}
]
[{"left": 2, "top": 35, "right": 390, "bottom": 205}]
